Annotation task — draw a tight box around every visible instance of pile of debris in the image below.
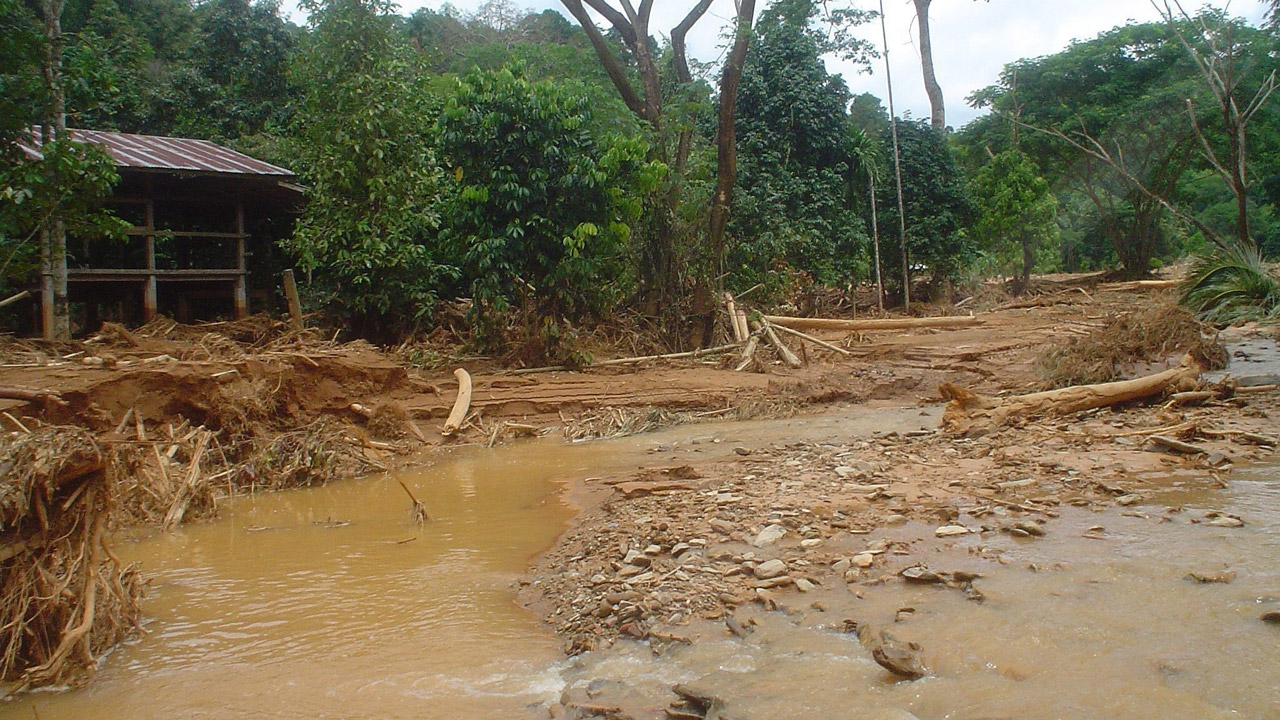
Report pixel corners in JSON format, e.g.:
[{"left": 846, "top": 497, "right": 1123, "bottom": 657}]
[{"left": 0, "top": 427, "right": 143, "bottom": 691}]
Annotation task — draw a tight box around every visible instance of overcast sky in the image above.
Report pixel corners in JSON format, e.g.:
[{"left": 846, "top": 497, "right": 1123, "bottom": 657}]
[{"left": 283, "top": 0, "right": 1270, "bottom": 129}]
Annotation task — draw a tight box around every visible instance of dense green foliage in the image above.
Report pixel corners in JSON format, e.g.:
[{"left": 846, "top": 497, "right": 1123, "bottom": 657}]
[
  {"left": 878, "top": 119, "right": 975, "bottom": 289},
  {"left": 438, "top": 65, "right": 662, "bottom": 355},
  {"left": 281, "top": 0, "right": 446, "bottom": 328},
  {"left": 960, "top": 12, "right": 1280, "bottom": 279},
  {"left": 729, "top": 0, "right": 866, "bottom": 291},
  {"left": 5, "top": 0, "right": 1280, "bottom": 338}
]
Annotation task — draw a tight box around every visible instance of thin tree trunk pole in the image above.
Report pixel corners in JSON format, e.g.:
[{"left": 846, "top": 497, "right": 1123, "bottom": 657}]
[
  {"left": 869, "top": 174, "right": 883, "bottom": 312},
  {"left": 879, "top": 0, "right": 910, "bottom": 311}
]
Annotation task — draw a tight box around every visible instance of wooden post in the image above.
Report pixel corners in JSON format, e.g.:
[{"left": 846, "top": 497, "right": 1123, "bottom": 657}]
[
  {"left": 144, "top": 199, "right": 157, "bottom": 322},
  {"left": 233, "top": 202, "right": 248, "bottom": 319},
  {"left": 282, "top": 269, "right": 303, "bottom": 330}
]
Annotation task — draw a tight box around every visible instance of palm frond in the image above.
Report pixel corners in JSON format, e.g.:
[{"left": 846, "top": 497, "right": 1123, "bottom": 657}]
[{"left": 1181, "top": 241, "right": 1280, "bottom": 324}]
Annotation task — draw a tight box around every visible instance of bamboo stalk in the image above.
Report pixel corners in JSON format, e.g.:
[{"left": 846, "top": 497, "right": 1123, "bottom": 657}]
[
  {"left": 768, "top": 322, "right": 851, "bottom": 356},
  {"left": 758, "top": 321, "right": 802, "bottom": 369},
  {"left": 763, "top": 314, "right": 980, "bottom": 332}
]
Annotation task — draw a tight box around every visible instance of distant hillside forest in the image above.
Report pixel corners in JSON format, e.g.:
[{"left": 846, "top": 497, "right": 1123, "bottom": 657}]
[{"left": 4, "top": 0, "right": 1280, "bottom": 351}]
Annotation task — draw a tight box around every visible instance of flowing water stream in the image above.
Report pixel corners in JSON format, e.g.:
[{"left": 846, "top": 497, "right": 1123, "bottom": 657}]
[{"left": 2, "top": 404, "right": 1277, "bottom": 719}]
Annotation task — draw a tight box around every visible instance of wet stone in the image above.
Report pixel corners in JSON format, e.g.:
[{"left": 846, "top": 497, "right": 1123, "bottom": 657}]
[{"left": 755, "top": 559, "right": 788, "bottom": 579}]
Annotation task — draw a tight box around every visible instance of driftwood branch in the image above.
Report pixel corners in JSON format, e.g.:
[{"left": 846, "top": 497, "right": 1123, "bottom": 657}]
[
  {"left": 441, "top": 368, "right": 472, "bottom": 437},
  {"left": 940, "top": 355, "right": 1202, "bottom": 434},
  {"left": 764, "top": 314, "right": 980, "bottom": 332}
]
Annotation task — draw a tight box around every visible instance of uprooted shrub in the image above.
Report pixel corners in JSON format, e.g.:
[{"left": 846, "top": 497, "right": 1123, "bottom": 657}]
[{"left": 1036, "top": 301, "right": 1228, "bottom": 387}]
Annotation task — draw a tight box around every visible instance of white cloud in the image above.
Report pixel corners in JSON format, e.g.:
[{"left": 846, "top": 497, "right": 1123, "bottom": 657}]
[{"left": 282, "top": 0, "right": 1270, "bottom": 127}]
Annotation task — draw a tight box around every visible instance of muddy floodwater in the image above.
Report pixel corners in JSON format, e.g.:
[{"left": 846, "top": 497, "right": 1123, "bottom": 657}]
[{"left": 4, "top": 405, "right": 1279, "bottom": 719}]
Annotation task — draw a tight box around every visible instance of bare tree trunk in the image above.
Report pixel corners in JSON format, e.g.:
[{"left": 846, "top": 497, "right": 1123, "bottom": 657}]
[
  {"left": 707, "top": 0, "right": 757, "bottom": 272},
  {"left": 39, "top": 0, "right": 69, "bottom": 341},
  {"left": 913, "top": 0, "right": 945, "bottom": 133}
]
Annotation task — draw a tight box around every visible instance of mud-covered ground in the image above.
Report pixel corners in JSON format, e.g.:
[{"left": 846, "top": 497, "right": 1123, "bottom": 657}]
[{"left": 2, "top": 276, "right": 1278, "bottom": 711}]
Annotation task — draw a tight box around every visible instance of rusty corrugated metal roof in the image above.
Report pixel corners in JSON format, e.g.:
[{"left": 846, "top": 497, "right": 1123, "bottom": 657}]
[{"left": 19, "top": 127, "right": 294, "bottom": 177}]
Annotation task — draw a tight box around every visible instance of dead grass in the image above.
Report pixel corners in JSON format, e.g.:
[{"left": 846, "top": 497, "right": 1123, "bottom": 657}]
[{"left": 1036, "top": 303, "right": 1228, "bottom": 388}]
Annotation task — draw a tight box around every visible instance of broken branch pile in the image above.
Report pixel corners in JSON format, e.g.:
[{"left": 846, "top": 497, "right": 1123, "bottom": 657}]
[{"left": 0, "top": 428, "right": 143, "bottom": 691}]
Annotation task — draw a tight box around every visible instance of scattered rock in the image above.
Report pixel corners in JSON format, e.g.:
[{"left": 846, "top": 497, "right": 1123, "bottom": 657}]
[
  {"left": 884, "top": 514, "right": 908, "bottom": 526},
  {"left": 800, "top": 537, "right": 824, "bottom": 549},
  {"left": 872, "top": 636, "right": 927, "bottom": 680},
  {"left": 900, "top": 566, "right": 943, "bottom": 584},
  {"left": 669, "top": 683, "right": 725, "bottom": 720},
  {"left": 795, "top": 577, "right": 816, "bottom": 592},
  {"left": 622, "top": 549, "right": 651, "bottom": 567},
  {"left": 754, "top": 559, "right": 788, "bottom": 579},
  {"left": 1116, "top": 494, "right": 1143, "bottom": 506},
  {"left": 1262, "top": 611, "right": 1280, "bottom": 625},
  {"left": 734, "top": 446, "right": 752, "bottom": 456},
  {"left": 725, "top": 615, "right": 754, "bottom": 638},
  {"left": 1011, "top": 520, "right": 1046, "bottom": 537},
  {"left": 853, "top": 553, "right": 876, "bottom": 568},
  {"left": 935, "top": 525, "right": 972, "bottom": 537},
  {"left": 752, "top": 524, "right": 787, "bottom": 547},
  {"left": 709, "top": 519, "right": 735, "bottom": 535}
]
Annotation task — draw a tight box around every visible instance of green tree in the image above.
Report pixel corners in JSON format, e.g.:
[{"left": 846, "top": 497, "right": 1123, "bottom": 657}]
[
  {"left": 876, "top": 119, "right": 974, "bottom": 291},
  {"left": 969, "top": 149, "right": 1058, "bottom": 293},
  {"left": 729, "top": 0, "right": 866, "bottom": 290},
  {"left": 965, "top": 20, "right": 1208, "bottom": 277},
  {"left": 173, "top": 0, "right": 297, "bottom": 140},
  {"left": 283, "top": 0, "right": 447, "bottom": 330},
  {"left": 437, "top": 64, "right": 662, "bottom": 361}
]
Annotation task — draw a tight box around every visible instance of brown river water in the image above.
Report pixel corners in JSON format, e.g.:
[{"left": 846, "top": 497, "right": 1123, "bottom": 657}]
[{"left": 3, "top": 406, "right": 1278, "bottom": 719}]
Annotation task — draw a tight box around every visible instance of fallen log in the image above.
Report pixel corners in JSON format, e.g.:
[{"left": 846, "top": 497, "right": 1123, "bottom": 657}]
[
  {"left": 507, "top": 344, "right": 742, "bottom": 374},
  {"left": 0, "top": 387, "right": 61, "bottom": 403},
  {"left": 940, "top": 355, "right": 1202, "bottom": 434},
  {"left": 441, "top": 368, "right": 472, "bottom": 437},
  {"left": 764, "top": 314, "right": 980, "bottom": 332}
]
